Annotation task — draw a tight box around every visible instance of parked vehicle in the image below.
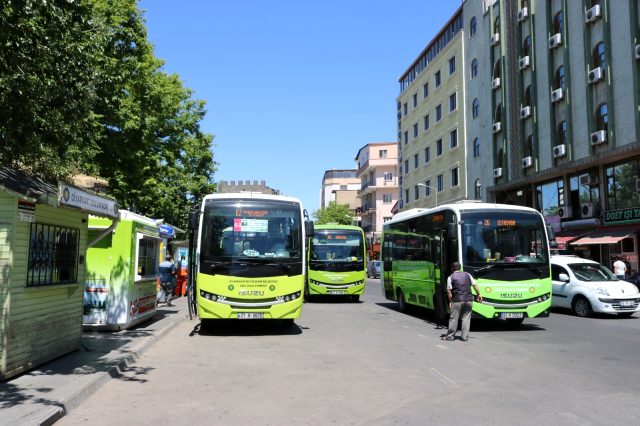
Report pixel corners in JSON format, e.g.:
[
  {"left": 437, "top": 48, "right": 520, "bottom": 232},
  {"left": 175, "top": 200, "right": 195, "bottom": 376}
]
[
  {"left": 367, "top": 260, "right": 382, "bottom": 278},
  {"left": 551, "top": 255, "right": 640, "bottom": 318}
]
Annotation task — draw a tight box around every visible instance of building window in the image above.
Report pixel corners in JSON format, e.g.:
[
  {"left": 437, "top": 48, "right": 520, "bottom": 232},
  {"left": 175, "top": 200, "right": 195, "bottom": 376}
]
[
  {"left": 379, "top": 149, "right": 387, "bottom": 158},
  {"left": 383, "top": 193, "right": 392, "bottom": 203},
  {"left": 414, "top": 185, "right": 420, "bottom": 200},
  {"left": 524, "top": 85, "right": 532, "bottom": 107},
  {"left": 472, "top": 98, "right": 480, "bottom": 118},
  {"left": 553, "top": 11, "right": 564, "bottom": 35},
  {"left": 383, "top": 216, "right": 392, "bottom": 222},
  {"left": 523, "top": 35, "right": 531, "bottom": 57},
  {"left": 595, "top": 103, "right": 608, "bottom": 132},
  {"left": 470, "top": 16, "right": 477, "bottom": 37},
  {"left": 495, "top": 103, "right": 503, "bottom": 123},
  {"left": 474, "top": 179, "right": 482, "bottom": 199},
  {"left": 425, "top": 146, "right": 431, "bottom": 163},
  {"left": 384, "top": 172, "right": 393, "bottom": 182},
  {"left": 423, "top": 82, "right": 429, "bottom": 98},
  {"left": 555, "top": 65, "right": 565, "bottom": 90},
  {"left": 435, "top": 70, "right": 441, "bottom": 87},
  {"left": 413, "top": 123, "right": 418, "bottom": 138},
  {"left": 403, "top": 102, "right": 408, "bottom": 116},
  {"left": 606, "top": 159, "right": 640, "bottom": 210},
  {"left": 471, "top": 58, "right": 478, "bottom": 78},
  {"left": 449, "top": 56, "right": 456, "bottom": 75},
  {"left": 425, "top": 180, "right": 432, "bottom": 196},
  {"left": 412, "top": 93, "right": 417, "bottom": 108},
  {"left": 593, "top": 42, "right": 606, "bottom": 72},
  {"left": 449, "top": 92, "right": 457, "bottom": 112},
  {"left": 494, "top": 15, "right": 500, "bottom": 34},
  {"left": 525, "top": 134, "right": 535, "bottom": 157},
  {"left": 404, "top": 131, "right": 408, "bottom": 145},
  {"left": 414, "top": 153, "right": 419, "bottom": 169},
  {"left": 27, "top": 223, "right": 80, "bottom": 287},
  {"left": 424, "top": 114, "right": 430, "bottom": 131},
  {"left": 404, "top": 159, "right": 409, "bottom": 174},
  {"left": 437, "top": 174, "right": 444, "bottom": 192},
  {"left": 451, "top": 167, "right": 459, "bottom": 187},
  {"left": 449, "top": 129, "right": 458, "bottom": 149},
  {"left": 436, "top": 139, "right": 443, "bottom": 156},
  {"left": 436, "top": 104, "right": 442, "bottom": 121},
  {"left": 557, "top": 121, "right": 568, "bottom": 145},
  {"left": 493, "top": 59, "right": 501, "bottom": 81},
  {"left": 405, "top": 189, "right": 410, "bottom": 203},
  {"left": 473, "top": 138, "right": 480, "bottom": 157}
]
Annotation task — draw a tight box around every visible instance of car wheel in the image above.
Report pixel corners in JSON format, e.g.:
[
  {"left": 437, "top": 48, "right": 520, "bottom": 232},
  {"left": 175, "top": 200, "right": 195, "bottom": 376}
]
[
  {"left": 572, "top": 296, "right": 593, "bottom": 318},
  {"left": 397, "top": 289, "right": 406, "bottom": 313}
]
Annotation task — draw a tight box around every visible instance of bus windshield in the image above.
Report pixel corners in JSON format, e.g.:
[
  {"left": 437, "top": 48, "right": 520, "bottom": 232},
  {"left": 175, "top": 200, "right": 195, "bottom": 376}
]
[
  {"left": 200, "top": 199, "right": 303, "bottom": 264},
  {"left": 460, "top": 211, "right": 549, "bottom": 266},
  {"left": 310, "top": 230, "right": 365, "bottom": 272}
]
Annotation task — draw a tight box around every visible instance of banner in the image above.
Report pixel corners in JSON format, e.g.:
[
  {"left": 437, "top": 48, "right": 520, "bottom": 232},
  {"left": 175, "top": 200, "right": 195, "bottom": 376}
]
[{"left": 59, "top": 184, "right": 119, "bottom": 218}]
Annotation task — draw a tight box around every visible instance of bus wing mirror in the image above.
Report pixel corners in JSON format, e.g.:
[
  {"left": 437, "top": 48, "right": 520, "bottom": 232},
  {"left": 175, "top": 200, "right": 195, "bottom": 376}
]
[
  {"left": 305, "top": 221, "right": 315, "bottom": 238},
  {"left": 447, "top": 223, "right": 458, "bottom": 240},
  {"left": 546, "top": 225, "right": 557, "bottom": 248},
  {"left": 188, "top": 211, "right": 199, "bottom": 231}
]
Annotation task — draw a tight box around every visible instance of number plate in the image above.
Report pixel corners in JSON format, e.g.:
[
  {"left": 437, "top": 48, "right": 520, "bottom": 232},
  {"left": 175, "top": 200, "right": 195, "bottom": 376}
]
[
  {"left": 499, "top": 312, "right": 524, "bottom": 319},
  {"left": 620, "top": 300, "right": 634, "bottom": 307},
  {"left": 328, "top": 290, "right": 346, "bottom": 295},
  {"left": 237, "top": 312, "right": 264, "bottom": 319}
]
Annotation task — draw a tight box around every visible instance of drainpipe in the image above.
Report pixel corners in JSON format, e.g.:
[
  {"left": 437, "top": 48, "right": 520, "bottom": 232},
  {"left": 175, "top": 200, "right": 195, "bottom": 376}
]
[{"left": 87, "top": 217, "right": 119, "bottom": 248}]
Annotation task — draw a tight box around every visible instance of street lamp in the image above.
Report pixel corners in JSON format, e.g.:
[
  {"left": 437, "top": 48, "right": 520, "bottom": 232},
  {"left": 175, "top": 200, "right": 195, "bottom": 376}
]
[{"left": 417, "top": 183, "right": 438, "bottom": 207}]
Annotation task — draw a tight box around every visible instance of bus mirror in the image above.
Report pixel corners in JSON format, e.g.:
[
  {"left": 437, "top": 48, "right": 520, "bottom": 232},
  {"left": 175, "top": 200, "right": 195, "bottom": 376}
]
[
  {"left": 447, "top": 223, "right": 458, "bottom": 239},
  {"left": 188, "top": 211, "right": 199, "bottom": 231},
  {"left": 305, "top": 221, "right": 315, "bottom": 237},
  {"left": 546, "top": 225, "right": 556, "bottom": 241}
]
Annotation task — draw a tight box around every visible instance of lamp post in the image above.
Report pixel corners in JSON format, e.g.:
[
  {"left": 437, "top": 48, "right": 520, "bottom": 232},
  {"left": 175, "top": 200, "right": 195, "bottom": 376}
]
[{"left": 417, "top": 183, "right": 438, "bottom": 207}]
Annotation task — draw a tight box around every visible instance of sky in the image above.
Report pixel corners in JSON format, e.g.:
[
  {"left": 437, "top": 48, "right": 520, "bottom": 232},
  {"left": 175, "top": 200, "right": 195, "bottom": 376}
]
[{"left": 139, "top": 0, "right": 462, "bottom": 214}]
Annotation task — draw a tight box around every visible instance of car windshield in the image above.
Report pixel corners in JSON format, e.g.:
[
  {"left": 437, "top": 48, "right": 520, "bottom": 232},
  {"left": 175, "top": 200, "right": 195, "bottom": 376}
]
[{"left": 569, "top": 263, "right": 618, "bottom": 282}]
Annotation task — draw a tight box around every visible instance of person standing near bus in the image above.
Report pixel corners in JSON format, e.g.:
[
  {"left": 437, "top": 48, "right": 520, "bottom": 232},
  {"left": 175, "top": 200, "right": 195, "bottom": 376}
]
[
  {"left": 159, "top": 254, "right": 177, "bottom": 306},
  {"left": 613, "top": 257, "right": 627, "bottom": 279},
  {"left": 442, "top": 261, "right": 483, "bottom": 341},
  {"left": 177, "top": 255, "right": 188, "bottom": 296}
]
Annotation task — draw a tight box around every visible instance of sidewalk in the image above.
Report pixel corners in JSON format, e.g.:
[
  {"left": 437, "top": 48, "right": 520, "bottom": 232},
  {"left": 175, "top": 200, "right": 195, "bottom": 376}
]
[{"left": 1, "top": 297, "right": 189, "bottom": 425}]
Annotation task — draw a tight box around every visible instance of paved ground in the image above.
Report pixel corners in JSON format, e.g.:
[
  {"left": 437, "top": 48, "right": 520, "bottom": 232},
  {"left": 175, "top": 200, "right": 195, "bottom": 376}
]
[{"left": 0, "top": 297, "right": 188, "bottom": 425}]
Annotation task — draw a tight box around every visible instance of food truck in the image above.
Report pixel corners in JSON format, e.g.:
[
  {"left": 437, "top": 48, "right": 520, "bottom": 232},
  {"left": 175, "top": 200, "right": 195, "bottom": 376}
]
[{"left": 84, "top": 210, "right": 165, "bottom": 330}]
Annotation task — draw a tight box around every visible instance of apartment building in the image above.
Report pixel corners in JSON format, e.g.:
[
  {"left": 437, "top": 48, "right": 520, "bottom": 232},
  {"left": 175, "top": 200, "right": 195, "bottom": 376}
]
[
  {"left": 465, "top": 0, "right": 640, "bottom": 271},
  {"left": 320, "top": 169, "right": 361, "bottom": 214},
  {"left": 396, "top": 7, "right": 467, "bottom": 212},
  {"left": 354, "top": 142, "right": 398, "bottom": 256},
  {"left": 217, "top": 180, "right": 280, "bottom": 195}
]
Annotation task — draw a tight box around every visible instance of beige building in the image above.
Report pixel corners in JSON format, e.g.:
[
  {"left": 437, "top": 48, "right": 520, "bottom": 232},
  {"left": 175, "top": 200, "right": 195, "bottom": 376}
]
[
  {"left": 217, "top": 180, "right": 280, "bottom": 195},
  {"left": 355, "top": 142, "right": 398, "bottom": 256},
  {"left": 396, "top": 7, "right": 466, "bottom": 212},
  {"left": 320, "top": 169, "right": 361, "bottom": 214}
]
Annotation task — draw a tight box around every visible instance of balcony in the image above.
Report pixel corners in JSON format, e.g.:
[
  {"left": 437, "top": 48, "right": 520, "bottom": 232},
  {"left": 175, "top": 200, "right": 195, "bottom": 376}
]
[
  {"left": 357, "top": 157, "right": 398, "bottom": 176},
  {"left": 358, "top": 178, "right": 398, "bottom": 195}
]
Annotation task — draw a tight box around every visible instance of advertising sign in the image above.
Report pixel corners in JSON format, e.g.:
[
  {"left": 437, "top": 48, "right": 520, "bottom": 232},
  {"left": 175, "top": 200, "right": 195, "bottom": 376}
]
[{"left": 59, "top": 184, "right": 119, "bottom": 218}]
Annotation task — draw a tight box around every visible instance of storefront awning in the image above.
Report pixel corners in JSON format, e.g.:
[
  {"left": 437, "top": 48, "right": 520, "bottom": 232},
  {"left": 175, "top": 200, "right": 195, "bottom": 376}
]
[
  {"left": 571, "top": 227, "right": 637, "bottom": 245},
  {"left": 552, "top": 230, "right": 592, "bottom": 249}
]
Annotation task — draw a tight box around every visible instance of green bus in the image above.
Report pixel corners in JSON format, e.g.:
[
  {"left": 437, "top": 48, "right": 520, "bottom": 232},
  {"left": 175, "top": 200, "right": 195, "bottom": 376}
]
[
  {"left": 188, "top": 193, "right": 314, "bottom": 323},
  {"left": 382, "top": 202, "right": 552, "bottom": 324},
  {"left": 307, "top": 224, "right": 366, "bottom": 302}
]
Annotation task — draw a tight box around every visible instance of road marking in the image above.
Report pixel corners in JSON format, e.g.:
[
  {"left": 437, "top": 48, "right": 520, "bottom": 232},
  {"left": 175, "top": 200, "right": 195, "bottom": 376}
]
[{"left": 429, "top": 367, "right": 459, "bottom": 388}]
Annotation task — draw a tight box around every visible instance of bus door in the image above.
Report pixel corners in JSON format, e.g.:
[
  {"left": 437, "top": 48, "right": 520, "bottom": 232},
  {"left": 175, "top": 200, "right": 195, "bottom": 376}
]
[{"left": 436, "top": 223, "right": 458, "bottom": 322}]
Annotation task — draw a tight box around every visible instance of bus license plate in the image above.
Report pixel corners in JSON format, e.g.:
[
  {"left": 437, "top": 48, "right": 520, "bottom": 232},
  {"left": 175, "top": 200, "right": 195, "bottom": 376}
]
[
  {"left": 328, "top": 290, "right": 346, "bottom": 295},
  {"left": 237, "top": 312, "right": 264, "bottom": 319},
  {"left": 500, "top": 312, "right": 524, "bottom": 319}
]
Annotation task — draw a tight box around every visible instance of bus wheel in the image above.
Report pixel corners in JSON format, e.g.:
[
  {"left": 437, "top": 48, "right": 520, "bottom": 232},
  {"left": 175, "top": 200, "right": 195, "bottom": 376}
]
[
  {"left": 397, "top": 289, "right": 406, "bottom": 313},
  {"left": 572, "top": 296, "right": 593, "bottom": 318}
]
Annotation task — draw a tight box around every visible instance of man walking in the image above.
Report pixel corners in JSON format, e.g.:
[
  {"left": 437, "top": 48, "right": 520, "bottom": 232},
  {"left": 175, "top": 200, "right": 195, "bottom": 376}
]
[
  {"left": 159, "top": 254, "right": 176, "bottom": 306},
  {"left": 442, "top": 262, "right": 482, "bottom": 341},
  {"left": 613, "top": 257, "right": 627, "bottom": 279}
]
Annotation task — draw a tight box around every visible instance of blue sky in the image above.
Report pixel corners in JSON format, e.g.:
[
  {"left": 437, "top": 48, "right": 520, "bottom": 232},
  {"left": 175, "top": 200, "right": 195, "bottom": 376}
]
[{"left": 140, "top": 0, "right": 462, "bottom": 213}]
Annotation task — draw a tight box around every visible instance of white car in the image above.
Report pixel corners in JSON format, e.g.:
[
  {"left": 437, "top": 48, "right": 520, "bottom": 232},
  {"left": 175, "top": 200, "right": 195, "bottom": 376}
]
[{"left": 551, "top": 255, "right": 640, "bottom": 317}]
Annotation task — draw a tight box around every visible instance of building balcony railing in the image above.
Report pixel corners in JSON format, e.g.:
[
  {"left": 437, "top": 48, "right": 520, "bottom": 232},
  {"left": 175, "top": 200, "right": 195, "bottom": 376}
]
[
  {"left": 358, "top": 178, "right": 398, "bottom": 195},
  {"left": 357, "top": 158, "right": 398, "bottom": 176}
]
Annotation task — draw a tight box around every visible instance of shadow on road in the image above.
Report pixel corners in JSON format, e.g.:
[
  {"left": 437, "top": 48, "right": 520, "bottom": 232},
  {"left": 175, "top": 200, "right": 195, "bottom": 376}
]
[
  {"left": 550, "top": 306, "right": 639, "bottom": 320},
  {"left": 190, "top": 319, "right": 303, "bottom": 337}
]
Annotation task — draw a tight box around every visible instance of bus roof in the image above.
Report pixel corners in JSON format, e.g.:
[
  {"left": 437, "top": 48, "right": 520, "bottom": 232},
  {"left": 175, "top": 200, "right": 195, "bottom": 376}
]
[
  {"left": 386, "top": 202, "right": 541, "bottom": 226},
  {"left": 314, "top": 224, "right": 364, "bottom": 232},
  {"left": 201, "top": 192, "right": 303, "bottom": 205}
]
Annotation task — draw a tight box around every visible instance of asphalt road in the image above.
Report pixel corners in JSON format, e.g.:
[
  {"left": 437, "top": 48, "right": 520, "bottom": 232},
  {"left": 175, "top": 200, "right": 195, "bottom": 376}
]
[{"left": 60, "top": 278, "right": 640, "bottom": 425}]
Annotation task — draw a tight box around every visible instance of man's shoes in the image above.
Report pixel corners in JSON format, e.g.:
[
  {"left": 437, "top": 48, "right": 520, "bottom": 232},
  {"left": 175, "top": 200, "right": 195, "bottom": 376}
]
[
  {"left": 441, "top": 335, "right": 454, "bottom": 341},
  {"left": 166, "top": 302, "right": 173, "bottom": 307}
]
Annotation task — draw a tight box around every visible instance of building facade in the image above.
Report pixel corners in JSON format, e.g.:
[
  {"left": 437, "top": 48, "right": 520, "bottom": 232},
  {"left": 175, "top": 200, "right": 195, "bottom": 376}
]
[
  {"left": 320, "top": 169, "right": 361, "bottom": 214},
  {"left": 396, "top": 7, "right": 467, "bottom": 212},
  {"left": 355, "top": 142, "right": 398, "bottom": 257},
  {"left": 217, "top": 180, "right": 280, "bottom": 195}
]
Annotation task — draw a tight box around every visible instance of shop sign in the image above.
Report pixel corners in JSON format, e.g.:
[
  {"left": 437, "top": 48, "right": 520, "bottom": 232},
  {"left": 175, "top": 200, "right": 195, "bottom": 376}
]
[
  {"left": 604, "top": 207, "right": 640, "bottom": 225},
  {"left": 59, "top": 184, "right": 119, "bottom": 218},
  {"left": 158, "top": 223, "right": 175, "bottom": 238},
  {"left": 17, "top": 199, "right": 36, "bottom": 222}
]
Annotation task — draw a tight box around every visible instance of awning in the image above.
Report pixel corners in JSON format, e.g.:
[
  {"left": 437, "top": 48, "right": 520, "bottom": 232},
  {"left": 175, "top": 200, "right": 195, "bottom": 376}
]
[
  {"left": 552, "top": 230, "right": 592, "bottom": 249},
  {"left": 571, "top": 227, "right": 637, "bottom": 245}
]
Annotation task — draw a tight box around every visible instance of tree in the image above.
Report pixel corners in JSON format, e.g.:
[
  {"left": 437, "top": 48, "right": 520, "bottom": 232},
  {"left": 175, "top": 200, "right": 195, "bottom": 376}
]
[{"left": 313, "top": 202, "right": 354, "bottom": 225}]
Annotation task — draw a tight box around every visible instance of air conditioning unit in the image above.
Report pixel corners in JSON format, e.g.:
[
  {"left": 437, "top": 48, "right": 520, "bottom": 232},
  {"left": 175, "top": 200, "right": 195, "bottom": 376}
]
[
  {"left": 491, "top": 33, "right": 500, "bottom": 46},
  {"left": 549, "top": 33, "right": 562, "bottom": 49},
  {"left": 520, "top": 106, "right": 531, "bottom": 119},
  {"left": 519, "top": 56, "right": 530, "bottom": 70},
  {"left": 588, "top": 67, "right": 603, "bottom": 84},
  {"left": 590, "top": 130, "right": 607, "bottom": 145},
  {"left": 551, "top": 88, "right": 564, "bottom": 103},
  {"left": 585, "top": 5, "right": 601, "bottom": 23},
  {"left": 553, "top": 144, "right": 566, "bottom": 158},
  {"left": 521, "top": 156, "right": 533, "bottom": 168},
  {"left": 492, "top": 77, "right": 501, "bottom": 89},
  {"left": 517, "top": 7, "right": 529, "bottom": 22},
  {"left": 558, "top": 206, "right": 572, "bottom": 219},
  {"left": 581, "top": 203, "right": 595, "bottom": 218},
  {"left": 493, "top": 168, "right": 503, "bottom": 178},
  {"left": 635, "top": 44, "right": 640, "bottom": 60},
  {"left": 492, "top": 122, "right": 501, "bottom": 133},
  {"left": 579, "top": 174, "right": 596, "bottom": 186}
]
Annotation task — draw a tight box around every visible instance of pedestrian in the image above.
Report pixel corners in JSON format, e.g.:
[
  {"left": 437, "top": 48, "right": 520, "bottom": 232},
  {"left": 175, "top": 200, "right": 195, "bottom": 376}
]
[
  {"left": 442, "top": 261, "right": 483, "bottom": 342},
  {"left": 159, "top": 254, "right": 177, "bottom": 306},
  {"left": 177, "top": 255, "right": 188, "bottom": 297},
  {"left": 613, "top": 257, "right": 627, "bottom": 279}
]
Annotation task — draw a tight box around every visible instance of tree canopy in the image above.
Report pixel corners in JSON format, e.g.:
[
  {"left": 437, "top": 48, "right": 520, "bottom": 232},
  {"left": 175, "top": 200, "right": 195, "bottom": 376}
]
[
  {"left": 0, "top": 0, "right": 216, "bottom": 228},
  {"left": 313, "top": 202, "right": 354, "bottom": 225}
]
